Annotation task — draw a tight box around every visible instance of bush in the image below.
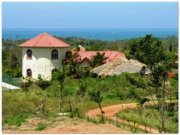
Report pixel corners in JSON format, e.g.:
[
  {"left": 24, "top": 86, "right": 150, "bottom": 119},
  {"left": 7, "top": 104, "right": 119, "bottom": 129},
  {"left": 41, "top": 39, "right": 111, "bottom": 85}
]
[
  {"left": 19, "top": 78, "right": 33, "bottom": 91},
  {"left": 78, "top": 67, "right": 91, "bottom": 78},
  {"left": 4, "top": 114, "right": 28, "bottom": 127},
  {"left": 36, "top": 75, "right": 51, "bottom": 90},
  {"left": 35, "top": 123, "right": 47, "bottom": 130},
  {"left": 63, "top": 87, "right": 74, "bottom": 96},
  {"left": 76, "top": 80, "right": 87, "bottom": 97}
]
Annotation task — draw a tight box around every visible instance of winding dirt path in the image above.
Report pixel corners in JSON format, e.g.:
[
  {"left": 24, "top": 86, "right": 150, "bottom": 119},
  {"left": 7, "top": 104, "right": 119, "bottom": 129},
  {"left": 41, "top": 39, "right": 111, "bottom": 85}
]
[
  {"left": 86, "top": 102, "right": 160, "bottom": 133},
  {"left": 87, "top": 103, "right": 137, "bottom": 117}
]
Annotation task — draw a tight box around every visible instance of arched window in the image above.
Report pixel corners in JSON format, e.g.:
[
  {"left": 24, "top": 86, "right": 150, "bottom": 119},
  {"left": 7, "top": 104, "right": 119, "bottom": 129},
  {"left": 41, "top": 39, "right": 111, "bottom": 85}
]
[
  {"left": 26, "top": 69, "right": 32, "bottom": 77},
  {"left": 26, "top": 49, "right": 32, "bottom": 59},
  {"left": 51, "top": 49, "right": 58, "bottom": 59}
]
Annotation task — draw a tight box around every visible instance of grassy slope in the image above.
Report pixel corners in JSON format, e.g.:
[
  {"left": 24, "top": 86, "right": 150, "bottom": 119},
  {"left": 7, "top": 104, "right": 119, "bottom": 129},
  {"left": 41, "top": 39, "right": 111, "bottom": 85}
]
[
  {"left": 117, "top": 106, "right": 178, "bottom": 133},
  {"left": 2, "top": 72, "right": 178, "bottom": 128},
  {"left": 2, "top": 75, "right": 137, "bottom": 127}
]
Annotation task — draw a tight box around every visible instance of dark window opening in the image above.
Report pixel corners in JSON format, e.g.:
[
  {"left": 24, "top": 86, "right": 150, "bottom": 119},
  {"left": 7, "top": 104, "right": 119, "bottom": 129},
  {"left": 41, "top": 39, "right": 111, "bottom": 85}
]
[
  {"left": 51, "top": 49, "right": 58, "bottom": 59},
  {"left": 27, "top": 69, "right": 32, "bottom": 77},
  {"left": 26, "top": 49, "right": 32, "bottom": 59}
]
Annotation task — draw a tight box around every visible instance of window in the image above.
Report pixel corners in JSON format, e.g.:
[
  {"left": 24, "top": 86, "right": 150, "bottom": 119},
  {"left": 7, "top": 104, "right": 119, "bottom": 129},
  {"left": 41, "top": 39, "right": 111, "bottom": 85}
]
[
  {"left": 51, "top": 49, "right": 58, "bottom": 59},
  {"left": 27, "top": 69, "right": 32, "bottom": 77},
  {"left": 26, "top": 49, "right": 32, "bottom": 59}
]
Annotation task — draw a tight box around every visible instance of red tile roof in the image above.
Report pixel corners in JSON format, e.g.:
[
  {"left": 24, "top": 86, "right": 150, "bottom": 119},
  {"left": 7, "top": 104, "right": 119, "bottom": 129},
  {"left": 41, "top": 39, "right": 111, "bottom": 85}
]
[
  {"left": 19, "top": 32, "right": 70, "bottom": 48},
  {"left": 77, "top": 50, "right": 125, "bottom": 64}
]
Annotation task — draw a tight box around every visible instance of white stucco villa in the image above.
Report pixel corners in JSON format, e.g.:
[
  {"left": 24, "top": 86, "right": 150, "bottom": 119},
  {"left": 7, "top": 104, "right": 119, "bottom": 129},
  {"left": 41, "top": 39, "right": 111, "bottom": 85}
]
[{"left": 19, "top": 32, "right": 70, "bottom": 80}]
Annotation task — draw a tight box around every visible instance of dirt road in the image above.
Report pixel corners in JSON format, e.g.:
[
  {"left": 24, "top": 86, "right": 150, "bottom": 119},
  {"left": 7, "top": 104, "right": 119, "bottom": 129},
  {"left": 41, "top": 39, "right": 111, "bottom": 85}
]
[
  {"left": 86, "top": 102, "right": 160, "bottom": 133},
  {"left": 87, "top": 102, "right": 137, "bottom": 117}
]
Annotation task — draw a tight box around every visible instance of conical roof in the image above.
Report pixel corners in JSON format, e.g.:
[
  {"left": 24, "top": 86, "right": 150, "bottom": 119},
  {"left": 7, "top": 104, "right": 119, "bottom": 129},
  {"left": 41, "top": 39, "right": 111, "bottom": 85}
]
[{"left": 19, "top": 32, "right": 70, "bottom": 48}]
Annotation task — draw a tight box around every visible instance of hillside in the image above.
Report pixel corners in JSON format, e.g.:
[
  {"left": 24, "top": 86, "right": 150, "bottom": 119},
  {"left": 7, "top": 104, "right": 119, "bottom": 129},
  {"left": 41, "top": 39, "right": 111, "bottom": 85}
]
[{"left": 3, "top": 116, "right": 130, "bottom": 134}]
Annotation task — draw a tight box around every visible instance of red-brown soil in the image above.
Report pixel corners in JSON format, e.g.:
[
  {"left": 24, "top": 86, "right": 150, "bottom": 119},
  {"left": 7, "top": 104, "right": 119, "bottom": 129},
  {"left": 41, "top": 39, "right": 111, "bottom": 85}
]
[
  {"left": 3, "top": 117, "right": 130, "bottom": 134},
  {"left": 86, "top": 101, "right": 168, "bottom": 133}
]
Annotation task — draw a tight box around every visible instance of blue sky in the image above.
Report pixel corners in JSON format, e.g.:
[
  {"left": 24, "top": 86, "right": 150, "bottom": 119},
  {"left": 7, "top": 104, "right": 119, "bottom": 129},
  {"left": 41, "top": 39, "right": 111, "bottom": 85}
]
[{"left": 2, "top": 2, "right": 178, "bottom": 29}]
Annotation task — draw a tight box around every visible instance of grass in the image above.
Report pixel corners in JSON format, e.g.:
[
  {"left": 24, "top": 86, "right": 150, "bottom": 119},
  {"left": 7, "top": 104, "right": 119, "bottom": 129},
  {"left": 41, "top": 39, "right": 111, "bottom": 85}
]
[
  {"left": 117, "top": 105, "right": 178, "bottom": 133},
  {"left": 2, "top": 76, "right": 136, "bottom": 128},
  {"left": 2, "top": 85, "right": 59, "bottom": 126},
  {"left": 3, "top": 114, "right": 28, "bottom": 127},
  {"left": 2, "top": 73, "right": 178, "bottom": 132},
  {"left": 35, "top": 123, "right": 47, "bottom": 131}
]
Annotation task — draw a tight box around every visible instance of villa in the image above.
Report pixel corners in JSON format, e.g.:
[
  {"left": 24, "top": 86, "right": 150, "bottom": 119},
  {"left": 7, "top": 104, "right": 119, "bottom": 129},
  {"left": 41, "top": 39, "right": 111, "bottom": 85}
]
[
  {"left": 20, "top": 33, "right": 125, "bottom": 80},
  {"left": 19, "top": 33, "right": 70, "bottom": 80}
]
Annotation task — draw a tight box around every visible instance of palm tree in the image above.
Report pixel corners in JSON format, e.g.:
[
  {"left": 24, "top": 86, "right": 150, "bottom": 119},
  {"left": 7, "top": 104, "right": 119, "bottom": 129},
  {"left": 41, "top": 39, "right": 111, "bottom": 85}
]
[
  {"left": 89, "top": 89, "right": 104, "bottom": 123},
  {"left": 92, "top": 52, "right": 107, "bottom": 67}
]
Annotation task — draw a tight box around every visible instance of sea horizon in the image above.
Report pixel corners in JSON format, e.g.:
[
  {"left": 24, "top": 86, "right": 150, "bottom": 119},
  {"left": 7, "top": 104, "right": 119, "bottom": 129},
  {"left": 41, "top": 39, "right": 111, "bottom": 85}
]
[{"left": 2, "top": 28, "right": 178, "bottom": 41}]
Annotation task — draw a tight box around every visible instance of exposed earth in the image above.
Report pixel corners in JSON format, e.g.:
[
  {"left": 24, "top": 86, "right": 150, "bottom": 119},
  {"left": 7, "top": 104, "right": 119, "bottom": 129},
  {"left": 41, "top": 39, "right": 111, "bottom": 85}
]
[
  {"left": 3, "top": 116, "right": 130, "bottom": 134},
  {"left": 3, "top": 101, "right": 175, "bottom": 133}
]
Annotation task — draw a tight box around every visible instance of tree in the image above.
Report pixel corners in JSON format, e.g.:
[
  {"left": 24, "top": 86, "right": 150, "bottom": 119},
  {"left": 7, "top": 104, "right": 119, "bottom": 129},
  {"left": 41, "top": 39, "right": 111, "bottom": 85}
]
[
  {"left": 92, "top": 52, "right": 107, "bottom": 67},
  {"left": 19, "top": 78, "right": 32, "bottom": 91},
  {"left": 126, "top": 35, "right": 166, "bottom": 69},
  {"left": 70, "top": 52, "right": 79, "bottom": 76},
  {"left": 58, "top": 70, "right": 65, "bottom": 111},
  {"left": 89, "top": 89, "right": 104, "bottom": 122},
  {"left": 77, "top": 80, "right": 87, "bottom": 97},
  {"left": 169, "top": 44, "right": 173, "bottom": 52},
  {"left": 8, "top": 47, "right": 22, "bottom": 68},
  {"left": 126, "top": 35, "right": 177, "bottom": 133},
  {"left": 52, "top": 69, "right": 65, "bottom": 111},
  {"left": 64, "top": 51, "right": 79, "bottom": 78},
  {"left": 150, "top": 63, "right": 170, "bottom": 133}
]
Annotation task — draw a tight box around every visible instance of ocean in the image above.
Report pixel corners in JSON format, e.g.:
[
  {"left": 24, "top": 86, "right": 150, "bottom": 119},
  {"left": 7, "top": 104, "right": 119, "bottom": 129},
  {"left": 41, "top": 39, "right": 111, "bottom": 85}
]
[{"left": 2, "top": 28, "right": 178, "bottom": 41}]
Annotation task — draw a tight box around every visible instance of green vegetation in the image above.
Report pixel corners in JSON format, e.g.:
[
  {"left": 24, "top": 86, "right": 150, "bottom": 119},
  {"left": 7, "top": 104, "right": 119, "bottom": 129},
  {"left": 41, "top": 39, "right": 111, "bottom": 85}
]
[
  {"left": 36, "top": 75, "right": 51, "bottom": 90},
  {"left": 125, "top": 35, "right": 178, "bottom": 133},
  {"left": 3, "top": 114, "right": 28, "bottom": 127},
  {"left": 92, "top": 52, "right": 107, "bottom": 67},
  {"left": 117, "top": 104, "right": 178, "bottom": 133},
  {"left": 2, "top": 35, "right": 178, "bottom": 133},
  {"left": 2, "top": 36, "right": 178, "bottom": 78},
  {"left": 89, "top": 89, "right": 104, "bottom": 122},
  {"left": 3, "top": 73, "right": 177, "bottom": 128},
  {"left": 2, "top": 73, "right": 150, "bottom": 126},
  {"left": 35, "top": 123, "right": 47, "bottom": 130}
]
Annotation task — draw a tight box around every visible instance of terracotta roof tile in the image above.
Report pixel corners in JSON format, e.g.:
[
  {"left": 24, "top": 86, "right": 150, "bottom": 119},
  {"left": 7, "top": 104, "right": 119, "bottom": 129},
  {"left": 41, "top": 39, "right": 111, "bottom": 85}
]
[
  {"left": 78, "top": 51, "right": 125, "bottom": 64},
  {"left": 19, "top": 32, "right": 70, "bottom": 48}
]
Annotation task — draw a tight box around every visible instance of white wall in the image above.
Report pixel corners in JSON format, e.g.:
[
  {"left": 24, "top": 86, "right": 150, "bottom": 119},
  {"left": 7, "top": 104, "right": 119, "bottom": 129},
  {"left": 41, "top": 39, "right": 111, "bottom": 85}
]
[{"left": 22, "top": 47, "right": 69, "bottom": 80}]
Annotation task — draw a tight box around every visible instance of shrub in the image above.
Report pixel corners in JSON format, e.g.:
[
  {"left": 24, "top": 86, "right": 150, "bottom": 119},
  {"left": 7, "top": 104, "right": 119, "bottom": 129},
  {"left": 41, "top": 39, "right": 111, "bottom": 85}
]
[
  {"left": 35, "top": 123, "right": 47, "bottom": 130},
  {"left": 4, "top": 114, "right": 28, "bottom": 127},
  {"left": 63, "top": 87, "right": 74, "bottom": 96},
  {"left": 36, "top": 75, "right": 51, "bottom": 90},
  {"left": 78, "top": 67, "right": 91, "bottom": 78},
  {"left": 19, "top": 78, "right": 33, "bottom": 91},
  {"left": 76, "top": 80, "right": 87, "bottom": 97}
]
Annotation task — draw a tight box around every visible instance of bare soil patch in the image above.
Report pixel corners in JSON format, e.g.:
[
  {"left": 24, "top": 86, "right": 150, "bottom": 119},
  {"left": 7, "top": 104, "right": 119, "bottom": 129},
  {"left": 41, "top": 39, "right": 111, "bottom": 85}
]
[{"left": 3, "top": 116, "right": 130, "bottom": 134}]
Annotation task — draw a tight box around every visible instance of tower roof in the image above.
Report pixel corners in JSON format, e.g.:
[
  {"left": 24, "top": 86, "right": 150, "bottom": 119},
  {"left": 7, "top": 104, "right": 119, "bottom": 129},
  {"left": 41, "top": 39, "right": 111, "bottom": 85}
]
[{"left": 19, "top": 32, "right": 70, "bottom": 48}]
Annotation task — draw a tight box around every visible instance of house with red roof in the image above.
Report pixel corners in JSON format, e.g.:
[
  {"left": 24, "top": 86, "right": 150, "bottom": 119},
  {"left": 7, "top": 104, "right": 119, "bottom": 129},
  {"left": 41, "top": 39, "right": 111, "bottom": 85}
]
[
  {"left": 20, "top": 33, "right": 125, "bottom": 80},
  {"left": 76, "top": 46, "right": 125, "bottom": 67},
  {"left": 19, "top": 32, "right": 70, "bottom": 80}
]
